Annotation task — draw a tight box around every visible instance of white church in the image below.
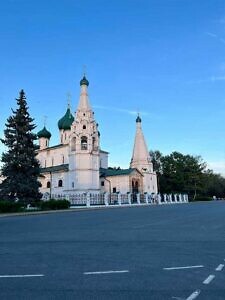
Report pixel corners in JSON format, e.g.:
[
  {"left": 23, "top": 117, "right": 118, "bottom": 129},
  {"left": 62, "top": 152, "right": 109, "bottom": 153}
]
[{"left": 36, "top": 75, "right": 158, "bottom": 197}]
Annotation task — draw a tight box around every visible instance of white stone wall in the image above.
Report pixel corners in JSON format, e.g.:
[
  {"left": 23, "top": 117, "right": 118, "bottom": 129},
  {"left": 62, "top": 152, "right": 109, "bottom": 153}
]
[
  {"left": 103, "top": 175, "right": 130, "bottom": 194},
  {"left": 100, "top": 151, "right": 108, "bottom": 169},
  {"left": 37, "top": 145, "right": 69, "bottom": 168}
]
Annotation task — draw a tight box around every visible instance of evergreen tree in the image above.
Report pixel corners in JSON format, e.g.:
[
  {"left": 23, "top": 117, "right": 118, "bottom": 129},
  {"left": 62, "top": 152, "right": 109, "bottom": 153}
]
[{"left": 0, "top": 90, "right": 42, "bottom": 203}]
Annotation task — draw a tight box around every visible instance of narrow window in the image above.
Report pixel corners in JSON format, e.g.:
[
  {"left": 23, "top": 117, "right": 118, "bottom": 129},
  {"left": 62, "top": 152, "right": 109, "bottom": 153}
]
[
  {"left": 101, "top": 181, "right": 104, "bottom": 186},
  {"left": 113, "top": 187, "right": 116, "bottom": 193},
  {"left": 83, "top": 125, "right": 86, "bottom": 130},
  {"left": 72, "top": 182, "right": 74, "bottom": 188},
  {"left": 58, "top": 180, "right": 63, "bottom": 187},
  {"left": 62, "top": 155, "right": 64, "bottom": 164},
  {"left": 47, "top": 181, "right": 51, "bottom": 188}
]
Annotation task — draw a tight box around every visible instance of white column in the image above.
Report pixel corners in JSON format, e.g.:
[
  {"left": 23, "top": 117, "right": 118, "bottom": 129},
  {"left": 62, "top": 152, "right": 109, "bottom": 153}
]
[
  {"left": 104, "top": 192, "right": 109, "bottom": 206},
  {"left": 169, "top": 194, "right": 173, "bottom": 203},
  {"left": 185, "top": 194, "right": 189, "bottom": 202},
  {"left": 137, "top": 193, "right": 141, "bottom": 204}
]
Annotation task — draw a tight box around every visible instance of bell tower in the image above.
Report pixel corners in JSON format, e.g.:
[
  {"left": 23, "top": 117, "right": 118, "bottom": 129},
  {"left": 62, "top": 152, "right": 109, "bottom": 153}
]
[
  {"left": 130, "top": 115, "right": 158, "bottom": 194},
  {"left": 68, "top": 75, "right": 100, "bottom": 192}
]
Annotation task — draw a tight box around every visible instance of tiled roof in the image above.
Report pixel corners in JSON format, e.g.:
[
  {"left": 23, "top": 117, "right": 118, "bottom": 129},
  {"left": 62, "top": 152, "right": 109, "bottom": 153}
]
[{"left": 100, "top": 168, "right": 141, "bottom": 177}]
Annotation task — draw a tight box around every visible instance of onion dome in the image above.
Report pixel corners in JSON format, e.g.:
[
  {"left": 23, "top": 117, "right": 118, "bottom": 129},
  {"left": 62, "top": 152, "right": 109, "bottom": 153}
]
[
  {"left": 58, "top": 107, "right": 74, "bottom": 130},
  {"left": 136, "top": 115, "right": 142, "bottom": 123},
  {"left": 80, "top": 75, "right": 89, "bottom": 86},
  {"left": 37, "top": 126, "right": 51, "bottom": 139}
]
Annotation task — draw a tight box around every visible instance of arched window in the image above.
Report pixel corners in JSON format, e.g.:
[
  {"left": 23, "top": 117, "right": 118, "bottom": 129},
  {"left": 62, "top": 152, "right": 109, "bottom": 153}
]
[
  {"left": 83, "top": 125, "right": 86, "bottom": 130},
  {"left": 71, "top": 137, "right": 76, "bottom": 151},
  {"left": 81, "top": 136, "right": 88, "bottom": 150},
  {"left": 47, "top": 181, "right": 51, "bottom": 188},
  {"left": 58, "top": 179, "right": 63, "bottom": 187}
]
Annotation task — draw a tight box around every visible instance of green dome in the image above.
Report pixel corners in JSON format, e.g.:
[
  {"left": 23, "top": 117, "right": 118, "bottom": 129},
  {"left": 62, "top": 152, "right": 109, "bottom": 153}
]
[
  {"left": 136, "top": 115, "right": 142, "bottom": 123},
  {"left": 80, "top": 75, "right": 89, "bottom": 86},
  {"left": 58, "top": 108, "right": 74, "bottom": 130},
  {"left": 37, "top": 126, "right": 51, "bottom": 139}
]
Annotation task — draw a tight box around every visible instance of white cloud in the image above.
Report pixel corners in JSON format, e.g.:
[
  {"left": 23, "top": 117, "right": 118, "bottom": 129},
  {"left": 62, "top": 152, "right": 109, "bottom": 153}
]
[
  {"left": 93, "top": 105, "right": 150, "bottom": 116},
  {"left": 205, "top": 32, "right": 217, "bottom": 38},
  {"left": 205, "top": 32, "right": 225, "bottom": 45}
]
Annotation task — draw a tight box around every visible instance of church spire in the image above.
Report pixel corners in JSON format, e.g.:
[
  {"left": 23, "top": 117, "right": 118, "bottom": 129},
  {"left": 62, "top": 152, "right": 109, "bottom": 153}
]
[
  {"left": 130, "top": 114, "right": 152, "bottom": 171},
  {"left": 77, "top": 74, "right": 91, "bottom": 111}
]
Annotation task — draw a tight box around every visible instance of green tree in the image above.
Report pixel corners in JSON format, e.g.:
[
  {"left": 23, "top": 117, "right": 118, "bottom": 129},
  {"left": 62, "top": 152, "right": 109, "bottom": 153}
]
[
  {"left": 158, "top": 151, "right": 206, "bottom": 199},
  {"left": 0, "top": 90, "right": 41, "bottom": 203}
]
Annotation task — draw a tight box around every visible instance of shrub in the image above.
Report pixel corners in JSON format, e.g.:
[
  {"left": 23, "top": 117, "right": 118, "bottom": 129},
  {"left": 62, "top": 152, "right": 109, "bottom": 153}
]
[
  {"left": 193, "top": 196, "right": 212, "bottom": 202},
  {"left": 39, "top": 199, "right": 70, "bottom": 210},
  {"left": 0, "top": 201, "right": 24, "bottom": 213}
]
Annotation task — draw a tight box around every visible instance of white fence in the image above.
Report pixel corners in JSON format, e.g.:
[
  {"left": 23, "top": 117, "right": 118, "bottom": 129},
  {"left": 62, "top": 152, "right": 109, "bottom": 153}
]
[{"left": 42, "top": 192, "right": 188, "bottom": 207}]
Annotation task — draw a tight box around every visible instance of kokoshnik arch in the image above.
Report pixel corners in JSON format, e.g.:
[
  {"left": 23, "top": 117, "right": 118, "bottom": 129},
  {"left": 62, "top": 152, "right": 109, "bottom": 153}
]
[{"left": 36, "top": 76, "right": 158, "bottom": 196}]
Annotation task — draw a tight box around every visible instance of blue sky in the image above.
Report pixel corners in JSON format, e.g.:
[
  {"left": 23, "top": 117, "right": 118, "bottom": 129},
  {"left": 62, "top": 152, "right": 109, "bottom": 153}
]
[{"left": 1, "top": 0, "right": 225, "bottom": 174}]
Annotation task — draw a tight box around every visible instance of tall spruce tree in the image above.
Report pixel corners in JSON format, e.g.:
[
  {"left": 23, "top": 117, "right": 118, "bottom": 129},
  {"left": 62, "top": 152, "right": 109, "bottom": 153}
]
[{"left": 0, "top": 90, "right": 41, "bottom": 203}]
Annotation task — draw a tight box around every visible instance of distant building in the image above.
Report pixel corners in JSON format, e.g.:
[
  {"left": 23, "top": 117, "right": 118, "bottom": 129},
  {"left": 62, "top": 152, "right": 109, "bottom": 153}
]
[{"left": 36, "top": 75, "right": 158, "bottom": 196}]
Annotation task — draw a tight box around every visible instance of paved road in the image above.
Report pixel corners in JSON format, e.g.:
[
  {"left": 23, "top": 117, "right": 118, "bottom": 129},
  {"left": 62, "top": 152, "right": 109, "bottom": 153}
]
[{"left": 0, "top": 201, "right": 225, "bottom": 300}]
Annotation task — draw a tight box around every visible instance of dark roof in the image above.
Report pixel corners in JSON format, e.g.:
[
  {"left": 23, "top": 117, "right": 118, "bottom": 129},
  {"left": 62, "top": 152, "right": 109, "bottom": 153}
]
[
  {"left": 100, "top": 168, "right": 142, "bottom": 177},
  {"left": 41, "top": 164, "right": 69, "bottom": 173},
  {"left": 100, "top": 149, "right": 109, "bottom": 154}
]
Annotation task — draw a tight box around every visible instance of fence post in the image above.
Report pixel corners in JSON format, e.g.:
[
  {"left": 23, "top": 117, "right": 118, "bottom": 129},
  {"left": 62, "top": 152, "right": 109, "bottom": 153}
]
[
  {"left": 179, "top": 194, "right": 182, "bottom": 202},
  {"left": 118, "top": 193, "right": 122, "bottom": 206},
  {"left": 137, "top": 193, "right": 141, "bottom": 204},
  {"left": 157, "top": 194, "right": 162, "bottom": 205},
  {"left": 128, "top": 193, "right": 131, "bottom": 205},
  {"left": 145, "top": 193, "right": 149, "bottom": 204},
  {"left": 104, "top": 192, "right": 109, "bottom": 206},
  {"left": 86, "top": 193, "right": 90, "bottom": 207},
  {"left": 163, "top": 194, "right": 167, "bottom": 203}
]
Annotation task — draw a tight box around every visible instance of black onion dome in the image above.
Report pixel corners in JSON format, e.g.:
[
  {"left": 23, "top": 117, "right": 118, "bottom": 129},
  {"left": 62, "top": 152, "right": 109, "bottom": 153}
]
[
  {"left": 80, "top": 75, "right": 89, "bottom": 86},
  {"left": 58, "top": 108, "right": 74, "bottom": 130},
  {"left": 136, "top": 115, "right": 142, "bottom": 123},
  {"left": 37, "top": 126, "right": 51, "bottom": 139}
]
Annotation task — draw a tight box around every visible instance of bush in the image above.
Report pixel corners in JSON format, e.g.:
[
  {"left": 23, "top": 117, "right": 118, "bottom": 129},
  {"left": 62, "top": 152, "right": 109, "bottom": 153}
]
[
  {"left": 193, "top": 196, "right": 212, "bottom": 202},
  {"left": 39, "top": 199, "right": 70, "bottom": 210},
  {"left": 0, "top": 201, "right": 24, "bottom": 213}
]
